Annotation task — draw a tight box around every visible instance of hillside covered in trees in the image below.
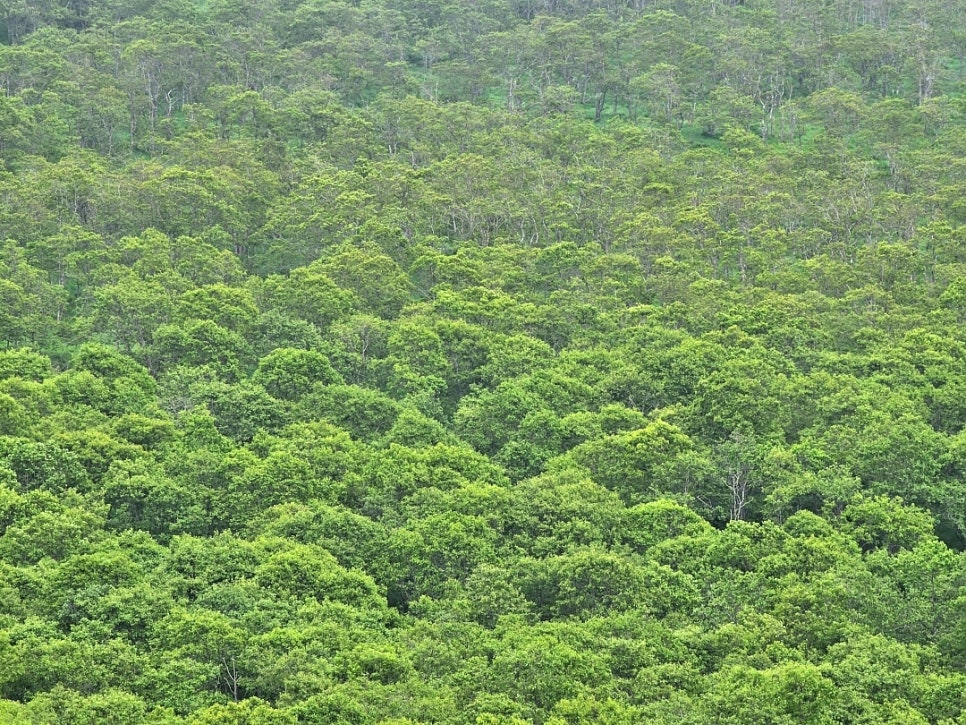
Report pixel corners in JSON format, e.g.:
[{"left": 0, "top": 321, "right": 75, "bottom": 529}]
[{"left": 2, "top": 0, "right": 966, "bottom": 721}]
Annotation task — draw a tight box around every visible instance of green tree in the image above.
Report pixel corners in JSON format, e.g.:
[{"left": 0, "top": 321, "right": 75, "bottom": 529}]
[{"left": 252, "top": 348, "right": 342, "bottom": 401}]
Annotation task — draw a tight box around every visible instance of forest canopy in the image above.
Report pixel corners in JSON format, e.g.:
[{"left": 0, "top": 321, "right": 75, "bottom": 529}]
[{"left": 1, "top": 0, "right": 966, "bottom": 722}]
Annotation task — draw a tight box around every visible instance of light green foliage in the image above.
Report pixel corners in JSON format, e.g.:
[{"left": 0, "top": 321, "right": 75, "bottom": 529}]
[
  {"left": 188, "top": 380, "right": 287, "bottom": 443},
  {"left": 555, "top": 420, "right": 713, "bottom": 504},
  {"left": 0, "top": 438, "right": 90, "bottom": 494},
  {"left": 154, "top": 320, "right": 252, "bottom": 376},
  {"left": 491, "top": 630, "right": 610, "bottom": 715},
  {"left": 188, "top": 698, "right": 296, "bottom": 725},
  {"left": 253, "top": 540, "right": 383, "bottom": 607},
  {"left": 252, "top": 348, "right": 342, "bottom": 401},
  {"left": 0, "top": 394, "right": 29, "bottom": 437},
  {"left": 175, "top": 285, "right": 259, "bottom": 335},
  {"left": 840, "top": 495, "right": 936, "bottom": 553},
  {"left": 509, "top": 472, "right": 624, "bottom": 556},
  {"left": 621, "top": 499, "right": 713, "bottom": 554},
  {"left": 102, "top": 459, "right": 206, "bottom": 537},
  {"left": 250, "top": 501, "right": 389, "bottom": 577},
  {"left": 260, "top": 268, "right": 358, "bottom": 332},
  {"left": 296, "top": 384, "right": 399, "bottom": 440},
  {"left": 1, "top": 0, "right": 966, "bottom": 721},
  {"left": 314, "top": 246, "right": 411, "bottom": 319},
  {"left": 0, "top": 349, "right": 52, "bottom": 383}
]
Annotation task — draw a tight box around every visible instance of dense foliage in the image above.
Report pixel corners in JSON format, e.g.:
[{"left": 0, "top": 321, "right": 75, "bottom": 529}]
[{"left": 2, "top": 0, "right": 966, "bottom": 721}]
